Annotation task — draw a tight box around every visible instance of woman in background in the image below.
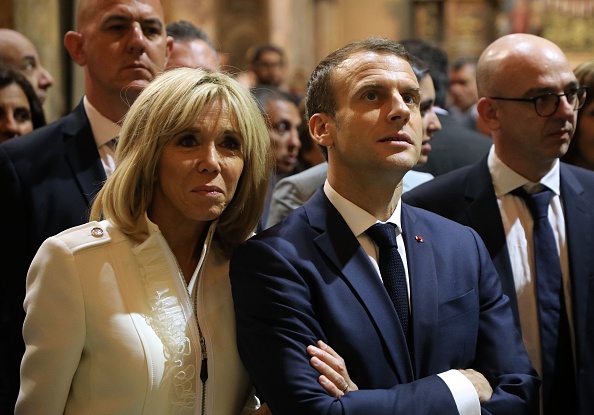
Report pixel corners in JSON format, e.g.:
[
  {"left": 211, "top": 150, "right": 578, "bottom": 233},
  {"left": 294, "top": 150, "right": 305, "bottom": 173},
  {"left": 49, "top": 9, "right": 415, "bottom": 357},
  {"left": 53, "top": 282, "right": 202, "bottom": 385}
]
[
  {"left": 562, "top": 60, "right": 593, "bottom": 171},
  {"left": 0, "top": 64, "right": 45, "bottom": 142}
]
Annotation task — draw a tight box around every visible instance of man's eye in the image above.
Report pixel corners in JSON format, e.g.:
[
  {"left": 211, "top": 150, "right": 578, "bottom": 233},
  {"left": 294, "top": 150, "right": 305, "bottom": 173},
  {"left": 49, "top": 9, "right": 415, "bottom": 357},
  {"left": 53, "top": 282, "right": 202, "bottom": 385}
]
[
  {"left": 273, "top": 122, "right": 290, "bottom": 133},
  {"left": 403, "top": 94, "right": 420, "bottom": 106},
  {"left": 143, "top": 26, "right": 162, "bottom": 37},
  {"left": 363, "top": 91, "right": 378, "bottom": 101}
]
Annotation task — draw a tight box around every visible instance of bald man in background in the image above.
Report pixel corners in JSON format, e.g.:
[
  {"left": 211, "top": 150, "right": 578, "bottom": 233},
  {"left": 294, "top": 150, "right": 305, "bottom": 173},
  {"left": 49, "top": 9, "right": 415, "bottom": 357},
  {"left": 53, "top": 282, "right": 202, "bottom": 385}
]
[
  {"left": 404, "top": 34, "right": 594, "bottom": 414},
  {"left": 0, "top": 28, "right": 54, "bottom": 105},
  {"left": 0, "top": 0, "right": 172, "bottom": 410}
]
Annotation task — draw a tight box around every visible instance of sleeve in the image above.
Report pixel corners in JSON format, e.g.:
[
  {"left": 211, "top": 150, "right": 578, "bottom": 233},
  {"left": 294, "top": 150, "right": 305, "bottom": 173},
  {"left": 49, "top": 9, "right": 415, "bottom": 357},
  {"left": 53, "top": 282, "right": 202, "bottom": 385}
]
[
  {"left": 467, "top": 228, "right": 541, "bottom": 415},
  {"left": 15, "top": 237, "right": 86, "bottom": 415},
  {"left": 0, "top": 146, "right": 30, "bottom": 412},
  {"left": 230, "top": 239, "right": 461, "bottom": 415},
  {"left": 265, "top": 178, "right": 308, "bottom": 228}
]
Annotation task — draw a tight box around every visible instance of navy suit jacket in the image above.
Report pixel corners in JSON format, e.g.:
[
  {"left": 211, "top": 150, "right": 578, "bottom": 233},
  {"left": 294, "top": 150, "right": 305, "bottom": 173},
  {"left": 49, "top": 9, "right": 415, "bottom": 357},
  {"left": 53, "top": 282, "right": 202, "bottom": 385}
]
[
  {"left": 403, "top": 158, "right": 594, "bottom": 415},
  {"left": 414, "top": 113, "right": 492, "bottom": 177},
  {"left": 0, "top": 101, "right": 105, "bottom": 411},
  {"left": 231, "top": 189, "right": 539, "bottom": 415}
]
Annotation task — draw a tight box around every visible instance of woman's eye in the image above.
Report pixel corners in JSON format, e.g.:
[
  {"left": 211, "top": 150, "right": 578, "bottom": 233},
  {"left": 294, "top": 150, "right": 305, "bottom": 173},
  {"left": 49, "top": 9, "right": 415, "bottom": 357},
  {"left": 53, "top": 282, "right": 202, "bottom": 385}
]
[
  {"left": 178, "top": 134, "right": 197, "bottom": 147},
  {"left": 14, "top": 108, "right": 32, "bottom": 123},
  {"left": 222, "top": 136, "right": 241, "bottom": 150}
]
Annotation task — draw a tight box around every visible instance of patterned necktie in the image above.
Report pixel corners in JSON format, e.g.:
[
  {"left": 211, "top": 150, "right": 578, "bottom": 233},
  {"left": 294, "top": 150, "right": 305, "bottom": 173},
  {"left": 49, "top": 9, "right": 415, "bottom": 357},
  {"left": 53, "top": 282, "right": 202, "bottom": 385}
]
[
  {"left": 512, "top": 186, "right": 576, "bottom": 413},
  {"left": 366, "top": 223, "right": 409, "bottom": 336}
]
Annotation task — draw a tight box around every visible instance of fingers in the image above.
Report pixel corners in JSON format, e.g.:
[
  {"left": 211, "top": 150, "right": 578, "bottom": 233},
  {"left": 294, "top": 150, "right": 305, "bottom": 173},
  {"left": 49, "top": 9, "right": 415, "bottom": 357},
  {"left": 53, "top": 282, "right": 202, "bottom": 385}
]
[
  {"left": 310, "top": 355, "right": 348, "bottom": 393},
  {"left": 318, "top": 374, "right": 347, "bottom": 398},
  {"left": 459, "top": 368, "right": 493, "bottom": 403},
  {"left": 307, "top": 341, "right": 347, "bottom": 375}
]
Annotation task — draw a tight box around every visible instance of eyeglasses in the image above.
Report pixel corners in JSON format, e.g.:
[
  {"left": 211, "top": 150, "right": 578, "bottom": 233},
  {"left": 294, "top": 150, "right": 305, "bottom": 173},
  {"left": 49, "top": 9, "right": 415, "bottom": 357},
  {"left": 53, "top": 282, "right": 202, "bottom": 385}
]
[{"left": 489, "top": 86, "right": 587, "bottom": 117}]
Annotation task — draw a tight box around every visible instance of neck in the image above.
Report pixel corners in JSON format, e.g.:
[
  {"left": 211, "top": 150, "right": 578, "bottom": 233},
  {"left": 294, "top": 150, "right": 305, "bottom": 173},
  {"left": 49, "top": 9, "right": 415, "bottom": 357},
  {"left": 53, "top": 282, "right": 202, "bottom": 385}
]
[
  {"left": 154, "top": 217, "right": 209, "bottom": 284},
  {"left": 328, "top": 167, "right": 404, "bottom": 221}
]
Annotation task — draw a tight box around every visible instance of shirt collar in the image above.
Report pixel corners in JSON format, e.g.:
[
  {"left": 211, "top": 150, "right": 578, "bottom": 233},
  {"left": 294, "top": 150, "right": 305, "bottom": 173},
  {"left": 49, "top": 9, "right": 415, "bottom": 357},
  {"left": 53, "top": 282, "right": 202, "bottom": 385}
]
[
  {"left": 488, "top": 146, "right": 561, "bottom": 197},
  {"left": 83, "top": 96, "right": 121, "bottom": 148},
  {"left": 323, "top": 180, "right": 403, "bottom": 237}
]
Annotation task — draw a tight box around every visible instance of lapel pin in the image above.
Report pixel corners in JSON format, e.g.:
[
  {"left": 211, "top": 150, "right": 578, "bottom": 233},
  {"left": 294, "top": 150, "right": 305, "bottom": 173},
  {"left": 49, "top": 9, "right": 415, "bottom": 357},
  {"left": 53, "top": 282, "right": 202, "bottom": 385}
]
[{"left": 415, "top": 235, "right": 424, "bottom": 243}]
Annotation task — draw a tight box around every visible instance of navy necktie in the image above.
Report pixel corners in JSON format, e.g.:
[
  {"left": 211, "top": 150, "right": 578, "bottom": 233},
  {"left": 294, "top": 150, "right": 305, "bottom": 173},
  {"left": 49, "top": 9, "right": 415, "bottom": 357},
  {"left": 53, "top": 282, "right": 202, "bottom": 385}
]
[
  {"left": 512, "top": 186, "right": 576, "bottom": 413},
  {"left": 366, "top": 223, "right": 409, "bottom": 336}
]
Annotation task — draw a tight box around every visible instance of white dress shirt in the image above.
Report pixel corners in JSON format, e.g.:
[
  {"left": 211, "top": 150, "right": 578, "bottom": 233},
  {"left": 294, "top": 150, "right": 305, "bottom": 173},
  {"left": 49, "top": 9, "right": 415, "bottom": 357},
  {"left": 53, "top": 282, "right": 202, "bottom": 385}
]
[
  {"left": 324, "top": 181, "right": 480, "bottom": 415},
  {"left": 488, "top": 147, "right": 574, "bottom": 380},
  {"left": 83, "top": 96, "right": 121, "bottom": 177}
]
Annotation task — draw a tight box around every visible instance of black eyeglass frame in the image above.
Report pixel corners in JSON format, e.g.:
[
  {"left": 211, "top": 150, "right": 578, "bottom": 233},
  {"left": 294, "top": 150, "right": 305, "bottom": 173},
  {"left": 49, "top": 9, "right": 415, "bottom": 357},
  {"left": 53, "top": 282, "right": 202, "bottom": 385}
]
[{"left": 488, "top": 86, "right": 588, "bottom": 117}]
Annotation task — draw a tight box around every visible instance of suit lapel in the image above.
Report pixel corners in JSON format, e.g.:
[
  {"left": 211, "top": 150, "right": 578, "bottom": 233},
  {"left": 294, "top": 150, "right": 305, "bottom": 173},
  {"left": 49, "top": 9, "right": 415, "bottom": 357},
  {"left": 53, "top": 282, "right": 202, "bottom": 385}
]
[
  {"left": 463, "top": 159, "right": 520, "bottom": 326},
  {"left": 400, "top": 205, "right": 438, "bottom": 378},
  {"left": 560, "top": 164, "right": 591, "bottom": 344},
  {"left": 63, "top": 102, "right": 107, "bottom": 206},
  {"left": 306, "top": 190, "right": 414, "bottom": 382}
]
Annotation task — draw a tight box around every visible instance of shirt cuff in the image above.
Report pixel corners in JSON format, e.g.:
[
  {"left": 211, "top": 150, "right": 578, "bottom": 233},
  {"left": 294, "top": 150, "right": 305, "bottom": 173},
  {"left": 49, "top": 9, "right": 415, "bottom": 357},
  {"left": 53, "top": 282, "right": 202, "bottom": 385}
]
[{"left": 437, "top": 369, "right": 481, "bottom": 415}]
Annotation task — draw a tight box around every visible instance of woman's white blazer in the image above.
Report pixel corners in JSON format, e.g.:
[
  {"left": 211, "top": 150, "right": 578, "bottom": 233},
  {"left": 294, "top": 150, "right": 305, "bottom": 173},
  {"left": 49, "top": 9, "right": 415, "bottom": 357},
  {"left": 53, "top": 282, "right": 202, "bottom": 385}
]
[{"left": 16, "top": 219, "right": 258, "bottom": 415}]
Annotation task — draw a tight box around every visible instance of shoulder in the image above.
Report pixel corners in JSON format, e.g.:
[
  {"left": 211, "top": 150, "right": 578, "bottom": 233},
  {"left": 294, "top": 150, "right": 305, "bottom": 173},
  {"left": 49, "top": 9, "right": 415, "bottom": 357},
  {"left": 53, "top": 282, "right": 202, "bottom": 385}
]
[
  {"left": 561, "top": 162, "right": 594, "bottom": 187},
  {"left": 276, "top": 163, "right": 328, "bottom": 193},
  {"left": 47, "top": 220, "right": 124, "bottom": 254},
  {"left": 0, "top": 103, "right": 87, "bottom": 160},
  {"left": 404, "top": 163, "right": 477, "bottom": 202}
]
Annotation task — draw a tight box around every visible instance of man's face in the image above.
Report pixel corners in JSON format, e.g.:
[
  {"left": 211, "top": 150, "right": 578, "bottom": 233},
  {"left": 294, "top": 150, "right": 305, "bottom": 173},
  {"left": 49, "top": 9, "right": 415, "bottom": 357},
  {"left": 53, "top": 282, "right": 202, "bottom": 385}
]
[
  {"left": 167, "top": 39, "right": 219, "bottom": 71},
  {"left": 323, "top": 52, "right": 423, "bottom": 183},
  {"left": 449, "top": 63, "right": 478, "bottom": 112},
  {"left": 253, "top": 50, "right": 284, "bottom": 86},
  {"left": 0, "top": 30, "right": 54, "bottom": 104},
  {"left": 77, "top": 0, "right": 171, "bottom": 102},
  {"left": 489, "top": 53, "right": 578, "bottom": 171},
  {"left": 266, "top": 98, "right": 302, "bottom": 174}
]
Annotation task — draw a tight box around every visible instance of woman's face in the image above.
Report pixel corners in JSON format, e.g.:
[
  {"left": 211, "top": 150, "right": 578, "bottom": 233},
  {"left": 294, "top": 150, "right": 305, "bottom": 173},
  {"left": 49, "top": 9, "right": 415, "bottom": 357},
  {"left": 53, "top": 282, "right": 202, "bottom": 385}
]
[
  {"left": 150, "top": 99, "right": 245, "bottom": 227},
  {"left": 417, "top": 74, "right": 441, "bottom": 166},
  {"left": 0, "top": 82, "right": 33, "bottom": 143},
  {"left": 574, "top": 99, "right": 594, "bottom": 168}
]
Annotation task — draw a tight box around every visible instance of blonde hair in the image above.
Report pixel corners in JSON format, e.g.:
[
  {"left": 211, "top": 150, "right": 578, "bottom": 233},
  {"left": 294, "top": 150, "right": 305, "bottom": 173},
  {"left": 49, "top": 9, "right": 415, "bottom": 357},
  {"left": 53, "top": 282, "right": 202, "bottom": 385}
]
[{"left": 91, "top": 68, "right": 273, "bottom": 254}]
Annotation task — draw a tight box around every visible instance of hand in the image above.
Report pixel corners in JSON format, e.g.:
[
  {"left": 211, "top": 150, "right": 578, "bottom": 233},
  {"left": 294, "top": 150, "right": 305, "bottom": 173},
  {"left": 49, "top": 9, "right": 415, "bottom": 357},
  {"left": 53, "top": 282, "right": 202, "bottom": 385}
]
[
  {"left": 459, "top": 368, "right": 493, "bottom": 403},
  {"left": 253, "top": 403, "right": 272, "bottom": 415},
  {"left": 307, "top": 340, "right": 358, "bottom": 398}
]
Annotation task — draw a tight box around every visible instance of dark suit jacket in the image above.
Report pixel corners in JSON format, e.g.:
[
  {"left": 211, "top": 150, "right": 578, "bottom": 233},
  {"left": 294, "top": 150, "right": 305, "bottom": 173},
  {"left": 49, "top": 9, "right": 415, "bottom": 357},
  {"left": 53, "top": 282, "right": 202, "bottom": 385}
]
[
  {"left": 230, "top": 189, "right": 539, "bottom": 415},
  {"left": 0, "top": 101, "right": 106, "bottom": 411},
  {"left": 414, "top": 112, "right": 492, "bottom": 176},
  {"left": 403, "top": 158, "right": 594, "bottom": 415}
]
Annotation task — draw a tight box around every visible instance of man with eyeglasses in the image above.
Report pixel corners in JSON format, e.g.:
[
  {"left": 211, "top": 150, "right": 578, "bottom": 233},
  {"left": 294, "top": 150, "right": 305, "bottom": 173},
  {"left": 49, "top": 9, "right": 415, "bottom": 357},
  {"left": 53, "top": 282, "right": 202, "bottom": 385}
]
[{"left": 404, "top": 33, "right": 593, "bottom": 415}]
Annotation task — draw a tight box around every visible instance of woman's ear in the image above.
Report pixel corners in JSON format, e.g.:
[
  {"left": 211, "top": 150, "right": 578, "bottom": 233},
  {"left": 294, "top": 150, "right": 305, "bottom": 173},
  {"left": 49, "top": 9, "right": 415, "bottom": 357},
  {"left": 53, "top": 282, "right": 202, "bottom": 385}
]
[
  {"left": 64, "top": 31, "right": 86, "bottom": 66},
  {"left": 309, "top": 113, "right": 334, "bottom": 149}
]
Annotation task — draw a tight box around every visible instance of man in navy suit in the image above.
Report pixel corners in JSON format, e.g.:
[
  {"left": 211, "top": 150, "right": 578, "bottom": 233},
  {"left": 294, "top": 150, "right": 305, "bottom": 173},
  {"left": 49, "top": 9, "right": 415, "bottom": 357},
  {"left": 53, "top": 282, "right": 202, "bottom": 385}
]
[
  {"left": 404, "top": 34, "right": 593, "bottom": 415},
  {"left": 230, "top": 38, "right": 539, "bottom": 415},
  {"left": 0, "top": 0, "right": 172, "bottom": 410}
]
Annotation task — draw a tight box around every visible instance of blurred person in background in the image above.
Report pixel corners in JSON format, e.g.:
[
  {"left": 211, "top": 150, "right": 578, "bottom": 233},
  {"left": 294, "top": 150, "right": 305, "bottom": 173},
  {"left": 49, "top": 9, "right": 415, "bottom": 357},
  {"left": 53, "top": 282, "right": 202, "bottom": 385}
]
[
  {"left": 0, "top": 64, "right": 45, "bottom": 143},
  {"left": 448, "top": 57, "right": 479, "bottom": 131},
  {"left": 0, "top": 28, "right": 54, "bottom": 105},
  {"left": 166, "top": 20, "right": 220, "bottom": 71},
  {"left": 562, "top": 60, "right": 594, "bottom": 171}
]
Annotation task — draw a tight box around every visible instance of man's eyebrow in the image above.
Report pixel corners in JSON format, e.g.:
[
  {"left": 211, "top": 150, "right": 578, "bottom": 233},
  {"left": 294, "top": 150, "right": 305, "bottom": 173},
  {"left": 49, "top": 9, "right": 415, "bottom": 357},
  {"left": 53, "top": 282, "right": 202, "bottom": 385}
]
[
  {"left": 102, "top": 15, "right": 163, "bottom": 29},
  {"left": 524, "top": 81, "right": 580, "bottom": 97}
]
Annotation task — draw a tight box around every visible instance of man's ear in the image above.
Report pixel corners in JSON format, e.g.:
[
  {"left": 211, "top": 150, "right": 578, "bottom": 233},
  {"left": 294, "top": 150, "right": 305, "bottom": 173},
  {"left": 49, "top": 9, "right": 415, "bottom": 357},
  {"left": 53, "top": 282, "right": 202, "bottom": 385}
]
[
  {"left": 309, "top": 113, "right": 334, "bottom": 149},
  {"left": 163, "top": 35, "right": 174, "bottom": 68},
  {"left": 64, "top": 31, "right": 86, "bottom": 66},
  {"left": 477, "top": 97, "right": 501, "bottom": 132}
]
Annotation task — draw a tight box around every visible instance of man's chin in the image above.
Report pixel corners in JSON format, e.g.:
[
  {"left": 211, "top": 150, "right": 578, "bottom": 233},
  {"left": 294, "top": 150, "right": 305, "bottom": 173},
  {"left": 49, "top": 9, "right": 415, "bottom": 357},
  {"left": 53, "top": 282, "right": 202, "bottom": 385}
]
[{"left": 120, "top": 80, "right": 151, "bottom": 101}]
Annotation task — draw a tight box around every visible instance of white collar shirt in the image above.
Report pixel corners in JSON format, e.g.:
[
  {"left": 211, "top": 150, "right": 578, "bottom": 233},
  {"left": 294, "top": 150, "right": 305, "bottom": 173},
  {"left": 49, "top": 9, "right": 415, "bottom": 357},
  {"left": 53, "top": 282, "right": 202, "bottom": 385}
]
[
  {"left": 83, "top": 96, "right": 121, "bottom": 177},
  {"left": 488, "top": 146, "right": 573, "bottom": 379}
]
